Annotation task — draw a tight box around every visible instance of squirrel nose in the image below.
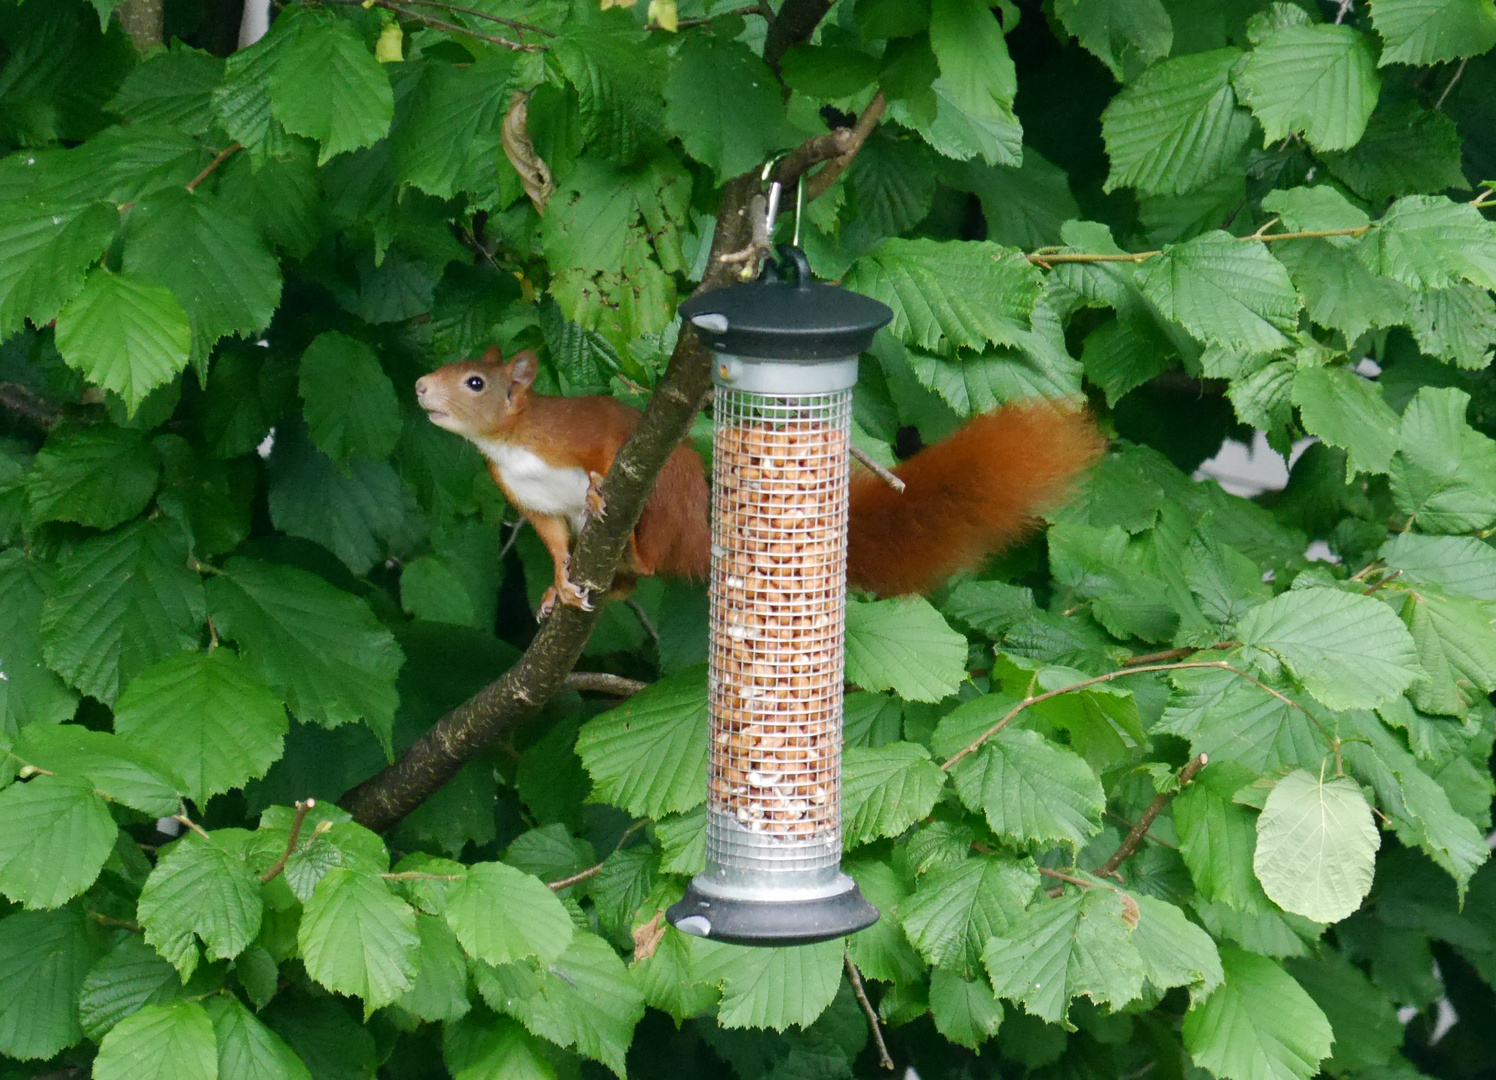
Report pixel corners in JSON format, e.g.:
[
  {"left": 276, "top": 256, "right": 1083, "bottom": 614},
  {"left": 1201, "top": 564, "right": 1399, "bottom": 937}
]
[{"left": 414, "top": 376, "right": 429, "bottom": 398}]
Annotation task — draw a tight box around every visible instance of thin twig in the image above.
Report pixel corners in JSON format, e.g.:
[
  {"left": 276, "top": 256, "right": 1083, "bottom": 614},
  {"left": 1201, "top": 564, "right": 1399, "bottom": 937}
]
[
  {"left": 259, "top": 799, "right": 314, "bottom": 884},
  {"left": 1334, "top": 0, "right": 1354, "bottom": 23},
  {"left": 323, "top": 0, "right": 544, "bottom": 50},
  {"left": 561, "top": 671, "right": 648, "bottom": 697},
  {"left": 1094, "top": 754, "right": 1207, "bottom": 878},
  {"left": 185, "top": 143, "right": 241, "bottom": 192},
  {"left": 173, "top": 814, "right": 212, "bottom": 841},
  {"left": 850, "top": 443, "right": 905, "bottom": 493},
  {"left": 1037, "top": 866, "right": 1102, "bottom": 890},
  {"left": 382, "top": 871, "right": 463, "bottom": 880},
  {"left": 805, "top": 92, "right": 886, "bottom": 200},
  {"left": 670, "top": 4, "right": 767, "bottom": 28},
  {"left": 88, "top": 912, "right": 143, "bottom": 933},
  {"left": 396, "top": 0, "right": 554, "bottom": 36},
  {"left": 1027, "top": 225, "right": 1371, "bottom": 266},
  {"left": 1121, "top": 642, "right": 1238, "bottom": 666},
  {"left": 624, "top": 598, "right": 660, "bottom": 645},
  {"left": 845, "top": 951, "right": 894, "bottom": 1071},
  {"left": 940, "top": 660, "right": 1305, "bottom": 771},
  {"left": 1436, "top": 58, "right": 1468, "bottom": 111},
  {"left": 547, "top": 862, "right": 605, "bottom": 891}
]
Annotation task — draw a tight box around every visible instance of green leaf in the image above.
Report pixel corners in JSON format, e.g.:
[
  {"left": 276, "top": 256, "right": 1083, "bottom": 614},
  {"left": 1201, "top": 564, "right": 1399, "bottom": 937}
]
[
  {"left": 702, "top": 937, "right": 844, "bottom": 1032},
  {"left": 114, "top": 651, "right": 287, "bottom": 807},
  {"left": 1253, "top": 770, "right": 1380, "bottom": 923},
  {"left": 0, "top": 200, "right": 119, "bottom": 339},
  {"left": 1157, "top": 667, "right": 1327, "bottom": 774},
  {"left": 1235, "top": 24, "right": 1380, "bottom": 151},
  {"left": 901, "top": 855, "right": 1040, "bottom": 974},
  {"left": 1370, "top": 0, "right": 1496, "bottom": 65},
  {"left": 477, "top": 933, "right": 644, "bottom": 1075},
  {"left": 1390, "top": 387, "right": 1496, "bottom": 533},
  {"left": 664, "top": 34, "right": 795, "bottom": 179},
  {"left": 1234, "top": 586, "right": 1420, "bottom": 711},
  {"left": 928, "top": 0, "right": 1017, "bottom": 125},
  {"left": 1324, "top": 102, "right": 1468, "bottom": 202},
  {"left": 137, "top": 832, "right": 263, "bottom": 978},
  {"left": 1131, "top": 894, "right": 1223, "bottom": 998},
  {"left": 26, "top": 424, "right": 160, "bottom": 530},
  {"left": 1174, "top": 762, "right": 1265, "bottom": 911},
  {"left": 841, "top": 743, "right": 947, "bottom": 847},
  {"left": 843, "top": 239, "right": 1043, "bottom": 356},
  {"left": 0, "top": 909, "right": 98, "bottom": 1059},
  {"left": 397, "top": 914, "right": 471, "bottom": 1024},
  {"left": 1401, "top": 587, "right": 1496, "bottom": 715},
  {"left": 1183, "top": 947, "right": 1333, "bottom": 1080},
  {"left": 1272, "top": 237, "right": 1409, "bottom": 344},
  {"left": 950, "top": 149, "right": 1078, "bottom": 250},
  {"left": 928, "top": 967, "right": 1003, "bottom": 1050},
  {"left": 391, "top": 54, "right": 516, "bottom": 200},
  {"left": 298, "top": 332, "right": 402, "bottom": 464},
  {"left": 299, "top": 867, "right": 419, "bottom": 1010},
  {"left": 54, "top": 270, "right": 191, "bottom": 416},
  {"left": 1359, "top": 195, "right": 1496, "bottom": 292},
  {"left": 951, "top": 728, "right": 1105, "bottom": 851},
  {"left": 1290, "top": 365, "right": 1401, "bottom": 478},
  {"left": 1055, "top": 0, "right": 1172, "bottom": 81},
  {"left": 1381, "top": 532, "right": 1496, "bottom": 600},
  {"left": 0, "top": 774, "right": 115, "bottom": 909},
  {"left": 843, "top": 596, "right": 968, "bottom": 703},
  {"left": 205, "top": 995, "right": 312, "bottom": 1080},
  {"left": 1047, "top": 521, "right": 1179, "bottom": 642},
  {"left": 0, "top": 551, "right": 78, "bottom": 733},
  {"left": 1137, "top": 233, "right": 1300, "bottom": 354},
  {"left": 983, "top": 889, "right": 1146, "bottom": 1026},
  {"left": 78, "top": 937, "right": 182, "bottom": 1041},
  {"left": 108, "top": 43, "right": 224, "bottom": 136},
  {"left": 1101, "top": 50, "right": 1254, "bottom": 195},
  {"left": 845, "top": 859, "right": 926, "bottom": 983},
  {"left": 550, "top": 26, "right": 665, "bottom": 167},
  {"left": 206, "top": 558, "right": 403, "bottom": 743},
  {"left": 269, "top": 17, "right": 392, "bottom": 164},
  {"left": 212, "top": 21, "right": 296, "bottom": 162},
  {"left": 1283, "top": 950, "right": 1402, "bottom": 1074},
  {"left": 443, "top": 862, "right": 574, "bottom": 968},
  {"left": 14, "top": 724, "right": 182, "bottom": 817},
  {"left": 574, "top": 665, "right": 707, "bottom": 818},
  {"left": 93, "top": 1000, "right": 218, "bottom": 1080},
  {"left": 443, "top": 1011, "right": 557, "bottom": 1080},
  {"left": 1408, "top": 285, "right": 1496, "bottom": 370},
  {"left": 780, "top": 44, "right": 879, "bottom": 99}
]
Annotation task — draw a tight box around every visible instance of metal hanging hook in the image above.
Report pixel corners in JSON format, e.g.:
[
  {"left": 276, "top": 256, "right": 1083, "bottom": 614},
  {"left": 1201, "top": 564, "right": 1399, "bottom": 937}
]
[{"left": 792, "top": 174, "right": 806, "bottom": 250}]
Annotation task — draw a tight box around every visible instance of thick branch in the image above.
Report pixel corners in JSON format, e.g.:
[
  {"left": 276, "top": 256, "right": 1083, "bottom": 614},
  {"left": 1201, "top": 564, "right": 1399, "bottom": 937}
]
[
  {"left": 116, "top": 0, "right": 164, "bottom": 52},
  {"left": 0, "top": 383, "right": 61, "bottom": 433},
  {"left": 763, "top": 0, "right": 832, "bottom": 75}
]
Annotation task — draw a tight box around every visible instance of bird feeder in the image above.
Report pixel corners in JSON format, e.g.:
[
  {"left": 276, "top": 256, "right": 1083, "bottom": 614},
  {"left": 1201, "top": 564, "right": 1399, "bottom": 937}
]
[{"left": 666, "top": 246, "right": 891, "bottom": 946}]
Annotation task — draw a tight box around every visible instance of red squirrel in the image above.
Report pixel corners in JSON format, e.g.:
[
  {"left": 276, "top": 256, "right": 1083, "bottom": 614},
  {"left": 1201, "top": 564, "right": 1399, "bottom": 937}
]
[{"left": 414, "top": 347, "right": 1104, "bottom": 615}]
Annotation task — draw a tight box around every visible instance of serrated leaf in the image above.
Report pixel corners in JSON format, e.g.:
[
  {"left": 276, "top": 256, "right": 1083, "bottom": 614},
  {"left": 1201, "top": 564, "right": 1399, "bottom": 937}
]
[
  {"left": 1158, "top": 667, "right": 1327, "bottom": 774},
  {"left": 391, "top": 54, "right": 516, "bottom": 199},
  {"left": 14, "top": 724, "right": 182, "bottom": 817},
  {"left": 0, "top": 774, "right": 115, "bottom": 909},
  {"left": 1390, "top": 387, "right": 1496, "bottom": 533},
  {"left": 108, "top": 43, "right": 224, "bottom": 135},
  {"left": 929, "top": 967, "right": 1003, "bottom": 1050},
  {"left": 25, "top": 424, "right": 160, "bottom": 530},
  {"left": 138, "top": 832, "right": 263, "bottom": 978},
  {"left": 1401, "top": 587, "right": 1496, "bottom": 715},
  {"left": 1183, "top": 947, "right": 1333, "bottom": 1080},
  {"left": 1283, "top": 950, "right": 1401, "bottom": 1074},
  {"left": 1290, "top": 365, "right": 1401, "bottom": 478},
  {"left": 1253, "top": 770, "right": 1379, "bottom": 923},
  {"left": 206, "top": 558, "right": 403, "bottom": 743},
  {"left": 1101, "top": 50, "right": 1254, "bottom": 195},
  {"left": 1234, "top": 586, "right": 1420, "bottom": 711},
  {"left": 1138, "top": 233, "right": 1300, "bottom": 354},
  {"left": 1359, "top": 195, "right": 1496, "bottom": 292},
  {"left": 929, "top": 0, "right": 1017, "bottom": 125},
  {"left": 574, "top": 665, "right": 706, "bottom": 817},
  {"left": 1174, "top": 762, "right": 1264, "bottom": 910},
  {"left": 40, "top": 520, "right": 204, "bottom": 705},
  {"left": 114, "top": 651, "right": 288, "bottom": 807},
  {"left": 1371, "top": 0, "right": 1496, "bottom": 65},
  {"left": 901, "top": 855, "right": 1040, "bottom": 975},
  {"left": 1235, "top": 24, "right": 1380, "bottom": 151},
  {"left": 93, "top": 1000, "right": 218, "bottom": 1080},
  {"left": 443, "top": 862, "right": 574, "bottom": 968},
  {"left": 443, "top": 1010, "right": 557, "bottom": 1080},
  {"left": 205, "top": 995, "right": 311, "bottom": 1080},
  {"left": 78, "top": 937, "right": 182, "bottom": 1041},
  {"left": 1408, "top": 285, "right": 1496, "bottom": 370},
  {"left": 269, "top": 17, "right": 392, "bottom": 163},
  {"left": 665, "top": 34, "right": 795, "bottom": 179},
  {"left": 843, "top": 239, "right": 1042, "bottom": 356},
  {"left": 54, "top": 270, "right": 190, "bottom": 415},
  {"left": 397, "top": 914, "right": 470, "bottom": 1024},
  {"left": 299, "top": 867, "right": 418, "bottom": 1010},
  {"left": 844, "top": 596, "right": 968, "bottom": 703},
  {"left": 702, "top": 937, "right": 844, "bottom": 1032},
  {"left": 1131, "top": 894, "right": 1223, "bottom": 998},
  {"left": 0, "top": 909, "right": 98, "bottom": 1059},
  {"left": 550, "top": 26, "right": 665, "bottom": 167},
  {"left": 841, "top": 743, "right": 946, "bottom": 847},
  {"left": 951, "top": 728, "right": 1105, "bottom": 851},
  {"left": 213, "top": 20, "right": 296, "bottom": 161},
  {"left": 0, "top": 551, "right": 78, "bottom": 733},
  {"left": 1272, "top": 237, "right": 1409, "bottom": 343},
  {"left": 0, "top": 199, "right": 119, "bottom": 339},
  {"left": 298, "top": 332, "right": 402, "bottom": 464},
  {"left": 983, "top": 889, "right": 1146, "bottom": 1026},
  {"left": 477, "top": 933, "right": 644, "bottom": 1075},
  {"left": 1325, "top": 101, "right": 1468, "bottom": 202},
  {"left": 1055, "top": 0, "right": 1172, "bottom": 81},
  {"left": 845, "top": 859, "right": 925, "bottom": 983},
  {"left": 1381, "top": 532, "right": 1496, "bottom": 600}
]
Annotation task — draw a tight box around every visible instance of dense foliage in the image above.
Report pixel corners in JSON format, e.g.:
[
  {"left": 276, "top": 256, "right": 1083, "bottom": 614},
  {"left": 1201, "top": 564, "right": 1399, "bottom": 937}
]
[{"left": 3, "top": 0, "right": 1496, "bottom": 1078}]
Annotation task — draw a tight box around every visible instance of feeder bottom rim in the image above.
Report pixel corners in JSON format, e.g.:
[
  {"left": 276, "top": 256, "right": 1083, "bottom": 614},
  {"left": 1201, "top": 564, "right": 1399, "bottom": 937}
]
[
  {"left": 667, "top": 881, "right": 880, "bottom": 947},
  {"left": 689, "top": 870, "right": 855, "bottom": 903}
]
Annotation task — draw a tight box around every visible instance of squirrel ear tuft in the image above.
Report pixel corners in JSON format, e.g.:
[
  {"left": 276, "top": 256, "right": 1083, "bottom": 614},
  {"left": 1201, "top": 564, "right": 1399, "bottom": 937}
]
[
  {"left": 509, "top": 350, "right": 539, "bottom": 390},
  {"left": 480, "top": 346, "right": 504, "bottom": 364}
]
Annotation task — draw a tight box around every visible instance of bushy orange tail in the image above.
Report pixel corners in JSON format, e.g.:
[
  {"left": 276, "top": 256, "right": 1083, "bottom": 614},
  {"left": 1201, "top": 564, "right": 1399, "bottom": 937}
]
[{"left": 847, "top": 402, "right": 1105, "bottom": 597}]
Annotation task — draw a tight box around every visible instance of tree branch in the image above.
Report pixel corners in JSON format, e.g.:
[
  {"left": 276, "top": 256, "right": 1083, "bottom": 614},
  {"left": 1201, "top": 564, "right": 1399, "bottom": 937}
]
[
  {"left": 0, "top": 382, "right": 62, "bottom": 433},
  {"left": 763, "top": 0, "right": 831, "bottom": 75},
  {"left": 259, "top": 799, "right": 315, "bottom": 884},
  {"left": 116, "top": 0, "right": 164, "bottom": 52},
  {"left": 561, "top": 671, "right": 647, "bottom": 697},
  {"left": 845, "top": 951, "right": 894, "bottom": 1070},
  {"left": 1026, "top": 225, "right": 1370, "bottom": 267},
  {"left": 1093, "top": 754, "right": 1207, "bottom": 879}
]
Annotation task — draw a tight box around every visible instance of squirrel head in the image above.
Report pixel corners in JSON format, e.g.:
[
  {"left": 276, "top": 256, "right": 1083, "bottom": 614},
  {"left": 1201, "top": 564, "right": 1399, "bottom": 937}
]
[{"left": 415, "top": 346, "right": 538, "bottom": 437}]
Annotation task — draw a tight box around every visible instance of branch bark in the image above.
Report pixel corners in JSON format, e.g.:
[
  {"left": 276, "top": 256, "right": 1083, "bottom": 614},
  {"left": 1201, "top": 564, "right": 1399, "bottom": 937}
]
[
  {"left": 116, "top": 0, "right": 164, "bottom": 52},
  {"left": 1093, "top": 753, "right": 1207, "bottom": 879},
  {"left": 0, "top": 383, "right": 62, "bottom": 433}
]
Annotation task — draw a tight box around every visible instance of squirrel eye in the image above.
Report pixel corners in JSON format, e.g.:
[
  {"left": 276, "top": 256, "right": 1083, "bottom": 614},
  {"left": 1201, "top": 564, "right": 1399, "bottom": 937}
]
[{"left": 464, "top": 375, "right": 485, "bottom": 392}]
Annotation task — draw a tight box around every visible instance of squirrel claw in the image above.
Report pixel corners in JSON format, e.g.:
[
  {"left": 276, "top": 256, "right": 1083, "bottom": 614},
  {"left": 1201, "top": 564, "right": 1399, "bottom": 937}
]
[
  {"left": 585, "top": 472, "right": 607, "bottom": 520},
  {"left": 537, "top": 564, "right": 593, "bottom": 619}
]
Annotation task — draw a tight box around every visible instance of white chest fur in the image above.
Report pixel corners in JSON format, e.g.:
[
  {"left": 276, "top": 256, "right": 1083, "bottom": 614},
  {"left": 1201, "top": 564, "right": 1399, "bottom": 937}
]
[{"left": 475, "top": 439, "right": 590, "bottom": 526}]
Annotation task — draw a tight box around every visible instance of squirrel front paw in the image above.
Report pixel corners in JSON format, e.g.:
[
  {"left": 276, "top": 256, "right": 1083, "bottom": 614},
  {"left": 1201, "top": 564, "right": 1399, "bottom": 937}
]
[{"left": 585, "top": 471, "right": 607, "bottom": 520}]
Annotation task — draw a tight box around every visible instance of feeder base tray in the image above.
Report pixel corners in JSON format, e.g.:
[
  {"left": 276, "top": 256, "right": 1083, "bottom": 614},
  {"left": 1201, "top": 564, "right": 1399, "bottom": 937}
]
[{"left": 666, "top": 882, "right": 878, "bottom": 947}]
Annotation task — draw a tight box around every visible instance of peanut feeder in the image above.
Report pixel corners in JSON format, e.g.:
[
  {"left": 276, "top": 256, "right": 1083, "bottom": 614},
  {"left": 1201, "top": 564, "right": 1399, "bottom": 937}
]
[{"left": 667, "top": 246, "right": 891, "bottom": 946}]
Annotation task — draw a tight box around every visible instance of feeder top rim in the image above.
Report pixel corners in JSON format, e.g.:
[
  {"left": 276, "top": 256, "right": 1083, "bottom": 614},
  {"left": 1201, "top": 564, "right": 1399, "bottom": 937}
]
[{"left": 680, "top": 245, "right": 892, "bottom": 361}]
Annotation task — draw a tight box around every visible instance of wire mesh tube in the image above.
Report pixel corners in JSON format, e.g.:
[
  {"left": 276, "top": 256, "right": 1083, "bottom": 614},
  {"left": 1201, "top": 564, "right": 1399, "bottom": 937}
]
[{"left": 702, "top": 384, "right": 853, "bottom": 899}]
